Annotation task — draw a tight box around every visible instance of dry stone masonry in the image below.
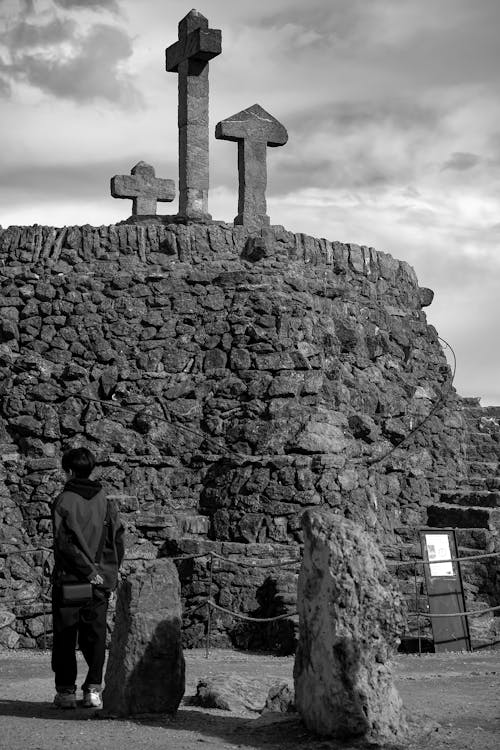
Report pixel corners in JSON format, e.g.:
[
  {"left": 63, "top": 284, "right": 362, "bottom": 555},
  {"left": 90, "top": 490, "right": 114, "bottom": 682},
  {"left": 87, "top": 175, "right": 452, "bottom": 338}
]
[{"left": 1, "top": 220, "right": 491, "bottom": 651}]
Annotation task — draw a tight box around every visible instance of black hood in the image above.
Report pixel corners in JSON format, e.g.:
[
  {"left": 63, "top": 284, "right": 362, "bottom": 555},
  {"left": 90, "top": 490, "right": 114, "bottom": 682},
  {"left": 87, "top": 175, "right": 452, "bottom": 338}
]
[{"left": 64, "top": 478, "right": 103, "bottom": 500}]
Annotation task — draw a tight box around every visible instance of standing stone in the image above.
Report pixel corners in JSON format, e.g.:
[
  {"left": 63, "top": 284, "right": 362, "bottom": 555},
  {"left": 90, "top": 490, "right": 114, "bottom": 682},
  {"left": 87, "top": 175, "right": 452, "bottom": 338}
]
[
  {"left": 103, "top": 558, "right": 185, "bottom": 716},
  {"left": 215, "top": 104, "right": 288, "bottom": 231},
  {"left": 166, "top": 9, "right": 222, "bottom": 219},
  {"left": 111, "top": 161, "right": 175, "bottom": 217},
  {"left": 294, "top": 509, "right": 407, "bottom": 744}
]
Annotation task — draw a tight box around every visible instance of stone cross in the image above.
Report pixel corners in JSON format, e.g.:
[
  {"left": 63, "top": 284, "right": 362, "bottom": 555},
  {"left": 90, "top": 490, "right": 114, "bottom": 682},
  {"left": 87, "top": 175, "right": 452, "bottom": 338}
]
[
  {"left": 166, "top": 9, "right": 221, "bottom": 220},
  {"left": 111, "top": 161, "right": 175, "bottom": 216},
  {"left": 215, "top": 104, "right": 288, "bottom": 231}
]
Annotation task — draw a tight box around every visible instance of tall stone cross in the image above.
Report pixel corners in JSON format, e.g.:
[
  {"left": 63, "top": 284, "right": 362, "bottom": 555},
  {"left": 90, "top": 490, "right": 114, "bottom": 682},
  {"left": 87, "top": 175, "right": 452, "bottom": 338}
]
[
  {"left": 215, "top": 104, "right": 288, "bottom": 231},
  {"left": 166, "top": 10, "right": 221, "bottom": 220},
  {"left": 111, "top": 161, "right": 175, "bottom": 216}
]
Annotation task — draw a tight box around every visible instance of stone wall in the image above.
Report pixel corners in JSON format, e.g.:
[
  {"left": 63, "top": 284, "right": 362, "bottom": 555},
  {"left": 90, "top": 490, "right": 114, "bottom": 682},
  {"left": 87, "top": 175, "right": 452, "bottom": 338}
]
[{"left": 0, "top": 221, "right": 473, "bottom": 649}]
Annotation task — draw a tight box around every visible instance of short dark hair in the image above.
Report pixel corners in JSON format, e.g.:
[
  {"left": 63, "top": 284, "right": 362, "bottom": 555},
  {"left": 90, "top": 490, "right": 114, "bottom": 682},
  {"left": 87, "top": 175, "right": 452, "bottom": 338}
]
[{"left": 62, "top": 447, "right": 96, "bottom": 478}]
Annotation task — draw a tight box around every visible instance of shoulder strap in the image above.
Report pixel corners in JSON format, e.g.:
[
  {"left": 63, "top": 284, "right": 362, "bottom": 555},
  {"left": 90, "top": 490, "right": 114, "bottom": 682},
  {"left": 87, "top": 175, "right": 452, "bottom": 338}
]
[{"left": 95, "top": 499, "right": 110, "bottom": 564}]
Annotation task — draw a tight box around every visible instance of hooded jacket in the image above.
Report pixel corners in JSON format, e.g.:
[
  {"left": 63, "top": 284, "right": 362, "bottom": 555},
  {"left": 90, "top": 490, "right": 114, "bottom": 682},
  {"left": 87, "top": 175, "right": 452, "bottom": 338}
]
[{"left": 52, "top": 478, "right": 125, "bottom": 591}]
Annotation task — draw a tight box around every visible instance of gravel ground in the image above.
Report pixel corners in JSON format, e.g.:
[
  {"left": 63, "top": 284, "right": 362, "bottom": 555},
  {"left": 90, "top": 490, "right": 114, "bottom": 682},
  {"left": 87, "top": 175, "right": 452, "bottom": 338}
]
[{"left": 0, "top": 648, "right": 499, "bottom": 750}]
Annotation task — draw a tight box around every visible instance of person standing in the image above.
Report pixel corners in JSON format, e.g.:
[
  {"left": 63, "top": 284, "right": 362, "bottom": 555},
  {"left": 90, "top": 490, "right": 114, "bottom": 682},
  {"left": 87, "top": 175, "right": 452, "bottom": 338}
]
[{"left": 51, "top": 447, "right": 125, "bottom": 709}]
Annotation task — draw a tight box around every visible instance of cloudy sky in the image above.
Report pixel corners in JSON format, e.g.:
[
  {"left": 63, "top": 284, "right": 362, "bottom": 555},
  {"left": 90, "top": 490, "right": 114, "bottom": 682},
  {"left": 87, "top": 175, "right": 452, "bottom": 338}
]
[{"left": 1, "top": 0, "right": 499, "bottom": 404}]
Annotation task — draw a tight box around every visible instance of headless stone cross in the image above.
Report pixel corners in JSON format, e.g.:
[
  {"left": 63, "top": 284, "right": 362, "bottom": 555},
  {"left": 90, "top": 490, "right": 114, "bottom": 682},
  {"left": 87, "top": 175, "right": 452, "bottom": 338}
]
[
  {"left": 215, "top": 104, "right": 288, "bottom": 231},
  {"left": 111, "top": 161, "right": 175, "bottom": 217},
  {"left": 166, "top": 9, "right": 221, "bottom": 220}
]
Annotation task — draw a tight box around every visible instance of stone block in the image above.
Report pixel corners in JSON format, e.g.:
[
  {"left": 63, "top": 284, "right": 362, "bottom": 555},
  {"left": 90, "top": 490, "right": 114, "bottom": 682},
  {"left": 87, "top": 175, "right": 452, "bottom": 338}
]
[
  {"left": 103, "top": 558, "right": 185, "bottom": 716},
  {"left": 263, "top": 682, "right": 295, "bottom": 714},
  {"left": 294, "top": 421, "right": 348, "bottom": 454},
  {"left": 186, "top": 673, "right": 266, "bottom": 713},
  {"left": 0, "top": 627, "right": 20, "bottom": 648},
  {"left": 294, "top": 510, "right": 407, "bottom": 744}
]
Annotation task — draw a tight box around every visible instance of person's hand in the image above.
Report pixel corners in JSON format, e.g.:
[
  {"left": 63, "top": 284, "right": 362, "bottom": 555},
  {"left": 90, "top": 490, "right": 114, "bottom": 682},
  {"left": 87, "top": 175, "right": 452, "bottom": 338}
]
[{"left": 90, "top": 573, "right": 104, "bottom": 586}]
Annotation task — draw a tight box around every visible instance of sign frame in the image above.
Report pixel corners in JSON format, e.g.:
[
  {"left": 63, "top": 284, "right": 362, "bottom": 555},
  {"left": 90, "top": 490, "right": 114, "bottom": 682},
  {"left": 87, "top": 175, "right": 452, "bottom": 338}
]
[{"left": 419, "top": 528, "right": 471, "bottom": 653}]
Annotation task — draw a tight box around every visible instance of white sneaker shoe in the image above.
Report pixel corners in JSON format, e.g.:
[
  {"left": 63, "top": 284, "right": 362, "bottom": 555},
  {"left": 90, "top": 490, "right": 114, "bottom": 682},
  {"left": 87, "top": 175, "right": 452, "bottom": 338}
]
[
  {"left": 53, "top": 692, "right": 77, "bottom": 709},
  {"left": 83, "top": 688, "right": 103, "bottom": 709}
]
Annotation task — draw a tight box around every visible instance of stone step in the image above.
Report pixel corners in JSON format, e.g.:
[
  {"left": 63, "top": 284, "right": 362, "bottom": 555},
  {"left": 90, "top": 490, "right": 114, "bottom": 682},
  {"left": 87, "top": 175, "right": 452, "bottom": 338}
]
[
  {"left": 455, "top": 528, "right": 496, "bottom": 550},
  {"left": 134, "top": 512, "right": 210, "bottom": 537},
  {"left": 465, "top": 429, "right": 500, "bottom": 437},
  {"left": 465, "top": 462, "right": 499, "bottom": 479},
  {"left": 467, "top": 475, "right": 500, "bottom": 488},
  {"left": 465, "top": 449, "right": 500, "bottom": 461},
  {"left": 465, "top": 460, "right": 499, "bottom": 469},
  {"left": 486, "top": 477, "right": 500, "bottom": 490},
  {"left": 427, "top": 504, "right": 493, "bottom": 529},
  {"left": 178, "top": 514, "right": 211, "bottom": 536},
  {"left": 439, "top": 490, "right": 500, "bottom": 508}
]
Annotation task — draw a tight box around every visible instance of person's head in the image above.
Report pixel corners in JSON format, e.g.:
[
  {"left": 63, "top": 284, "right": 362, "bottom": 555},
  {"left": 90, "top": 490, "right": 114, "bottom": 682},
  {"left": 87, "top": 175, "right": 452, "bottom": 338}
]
[{"left": 61, "top": 447, "right": 96, "bottom": 479}]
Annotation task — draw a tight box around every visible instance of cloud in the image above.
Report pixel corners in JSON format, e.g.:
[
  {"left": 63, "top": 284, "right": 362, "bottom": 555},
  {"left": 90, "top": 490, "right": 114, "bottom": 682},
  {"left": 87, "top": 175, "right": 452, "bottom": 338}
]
[
  {"left": 0, "top": 16, "right": 76, "bottom": 49},
  {"left": 53, "top": 0, "right": 119, "bottom": 12},
  {"left": 0, "top": 13, "right": 141, "bottom": 107},
  {"left": 442, "top": 152, "right": 481, "bottom": 171},
  {"left": 0, "top": 74, "right": 11, "bottom": 97},
  {"left": 18, "top": 24, "right": 139, "bottom": 105},
  {"left": 266, "top": 98, "right": 443, "bottom": 196}
]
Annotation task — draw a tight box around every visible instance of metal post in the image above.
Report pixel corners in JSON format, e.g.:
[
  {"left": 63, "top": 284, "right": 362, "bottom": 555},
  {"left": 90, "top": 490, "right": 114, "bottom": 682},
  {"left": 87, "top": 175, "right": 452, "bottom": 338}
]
[
  {"left": 205, "top": 552, "right": 214, "bottom": 659},
  {"left": 42, "top": 601, "right": 47, "bottom": 650},
  {"left": 414, "top": 562, "right": 422, "bottom": 656}
]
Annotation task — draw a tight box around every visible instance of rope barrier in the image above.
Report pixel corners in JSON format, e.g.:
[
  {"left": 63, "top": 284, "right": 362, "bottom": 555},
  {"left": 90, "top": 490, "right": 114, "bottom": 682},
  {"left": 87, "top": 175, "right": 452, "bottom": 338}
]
[
  {"left": 5, "top": 546, "right": 497, "bottom": 567},
  {"left": 0, "top": 546, "right": 52, "bottom": 556},
  {"left": 406, "top": 603, "right": 500, "bottom": 618},
  {"left": 170, "top": 552, "right": 214, "bottom": 562},
  {"left": 207, "top": 600, "right": 297, "bottom": 623},
  {"left": 386, "top": 550, "right": 500, "bottom": 568},
  {"left": 1, "top": 544, "right": 499, "bottom": 649},
  {"left": 210, "top": 552, "right": 300, "bottom": 569},
  {"left": 366, "top": 335, "right": 457, "bottom": 467},
  {"left": 0, "top": 594, "right": 51, "bottom": 607},
  {"left": 3, "top": 596, "right": 499, "bottom": 622}
]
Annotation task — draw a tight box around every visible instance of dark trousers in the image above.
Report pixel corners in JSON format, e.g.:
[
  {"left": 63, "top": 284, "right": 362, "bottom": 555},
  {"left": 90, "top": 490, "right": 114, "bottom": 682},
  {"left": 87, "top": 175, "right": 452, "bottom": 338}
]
[{"left": 51, "top": 587, "right": 109, "bottom": 692}]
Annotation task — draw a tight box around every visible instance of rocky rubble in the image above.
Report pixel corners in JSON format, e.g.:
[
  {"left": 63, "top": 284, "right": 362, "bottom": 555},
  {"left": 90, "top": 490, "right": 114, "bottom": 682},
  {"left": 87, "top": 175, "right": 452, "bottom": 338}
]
[{"left": 0, "top": 221, "right": 470, "bottom": 649}]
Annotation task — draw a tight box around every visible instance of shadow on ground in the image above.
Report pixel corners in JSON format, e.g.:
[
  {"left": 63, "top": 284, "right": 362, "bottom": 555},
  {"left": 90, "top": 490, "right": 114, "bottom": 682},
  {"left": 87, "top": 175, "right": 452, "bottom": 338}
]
[{"left": 0, "top": 700, "right": 405, "bottom": 749}]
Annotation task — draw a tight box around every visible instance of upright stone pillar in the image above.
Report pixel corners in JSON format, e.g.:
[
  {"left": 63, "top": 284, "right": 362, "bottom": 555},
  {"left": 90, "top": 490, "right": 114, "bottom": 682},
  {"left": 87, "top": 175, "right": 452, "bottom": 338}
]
[
  {"left": 215, "top": 103, "right": 288, "bottom": 231},
  {"left": 294, "top": 509, "right": 408, "bottom": 744},
  {"left": 166, "top": 10, "right": 221, "bottom": 220},
  {"left": 103, "top": 558, "right": 185, "bottom": 716}
]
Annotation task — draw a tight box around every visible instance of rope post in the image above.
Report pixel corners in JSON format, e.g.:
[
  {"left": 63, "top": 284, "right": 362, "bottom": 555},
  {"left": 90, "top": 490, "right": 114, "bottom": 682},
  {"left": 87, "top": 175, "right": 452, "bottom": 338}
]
[
  {"left": 413, "top": 562, "right": 421, "bottom": 656},
  {"left": 205, "top": 552, "right": 214, "bottom": 659},
  {"left": 42, "top": 601, "right": 47, "bottom": 650}
]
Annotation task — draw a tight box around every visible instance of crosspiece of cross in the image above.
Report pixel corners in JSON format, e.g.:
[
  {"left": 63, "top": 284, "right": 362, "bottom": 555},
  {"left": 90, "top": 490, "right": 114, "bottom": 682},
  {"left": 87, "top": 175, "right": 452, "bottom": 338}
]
[
  {"left": 215, "top": 103, "right": 288, "bottom": 230},
  {"left": 111, "top": 162, "right": 175, "bottom": 216},
  {"left": 166, "top": 10, "right": 221, "bottom": 219}
]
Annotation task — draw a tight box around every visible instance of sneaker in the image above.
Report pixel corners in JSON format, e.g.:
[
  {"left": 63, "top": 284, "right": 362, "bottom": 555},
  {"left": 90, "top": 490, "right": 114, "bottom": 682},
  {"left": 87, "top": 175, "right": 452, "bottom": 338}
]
[
  {"left": 83, "top": 688, "right": 103, "bottom": 709},
  {"left": 53, "top": 692, "right": 77, "bottom": 709}
]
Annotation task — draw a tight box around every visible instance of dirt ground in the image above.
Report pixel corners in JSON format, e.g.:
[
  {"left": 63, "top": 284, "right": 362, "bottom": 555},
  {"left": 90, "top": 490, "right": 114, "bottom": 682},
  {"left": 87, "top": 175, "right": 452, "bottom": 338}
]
[{"left": 0, "top": 648, "right": 499, "bottom": 750}]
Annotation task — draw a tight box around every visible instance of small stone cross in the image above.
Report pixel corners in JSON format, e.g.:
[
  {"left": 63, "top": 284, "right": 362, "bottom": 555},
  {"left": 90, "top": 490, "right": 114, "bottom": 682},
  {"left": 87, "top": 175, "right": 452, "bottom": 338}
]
[
  {"left": 110, "top": 161, "right": 175, "bottom": 217},
  {"left": 166, "top": 9, "right": 221, "bottom": 220},
  {"left": 215, "top": 104, "right": 288, "bottom": 230}
]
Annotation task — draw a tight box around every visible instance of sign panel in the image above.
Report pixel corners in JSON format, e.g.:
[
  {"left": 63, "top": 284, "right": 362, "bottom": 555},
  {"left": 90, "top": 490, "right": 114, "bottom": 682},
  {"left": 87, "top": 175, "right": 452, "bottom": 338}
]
[{"left": 425, "top": 533, "right": 454, "bottom": 577}]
